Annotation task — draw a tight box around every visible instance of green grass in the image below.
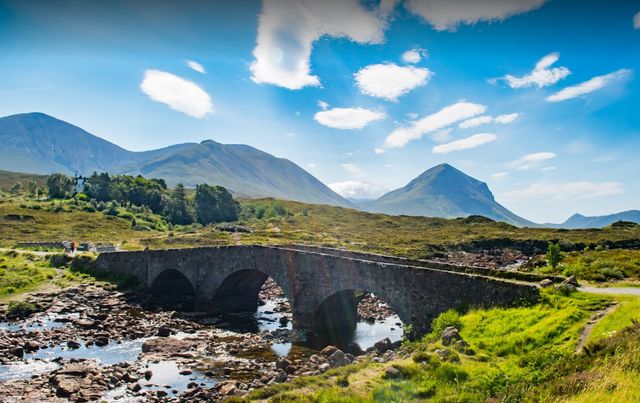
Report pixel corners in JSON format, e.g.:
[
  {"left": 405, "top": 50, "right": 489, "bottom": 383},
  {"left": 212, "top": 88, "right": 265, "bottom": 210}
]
[
  {"left": 587, "top": 295, "right": 640, "bottom": 344},
  {"left": 0, "top": 250, "right": 56, "bottom": 296},
  {"left": 556, "top": 249, "right": 640, "bottom": 282},
  {"left": 241, "top": 291, "right": 640, "bottom": 403}
]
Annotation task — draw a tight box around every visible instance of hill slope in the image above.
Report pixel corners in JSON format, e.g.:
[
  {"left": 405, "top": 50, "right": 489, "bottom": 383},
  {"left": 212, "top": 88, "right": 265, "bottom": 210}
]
[
  {"left": 547, "top": 210, "right": 640, "bottom": 229},
  {"left": 366, "top": 163, "right": 534, "bottom": 227},
  {"left": 0, "top": 113, "right": 353, "bottom": 207}
]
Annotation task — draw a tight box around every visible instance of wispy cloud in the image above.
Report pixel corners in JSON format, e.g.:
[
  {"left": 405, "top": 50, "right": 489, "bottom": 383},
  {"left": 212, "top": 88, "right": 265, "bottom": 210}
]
[
  {"left": 404, "top": 0, "right": 547, "bottom": 31},
  {"left": 634, "top": 11, "right": 640, "bottom": 29},
  {"left": 250, "top": 0, "right": 391, "bottom": 89},
  {"left": 383, "top": 101, "right": 486, "bottom": 148},
  {"left": 140, "top": 70, "right": 212, "bottom": 118},
  {"left": 329, "top": 181, "right": 388, "bottom": 199},
  {"left": 541, "top": 166, "right": 557, "bottom": 172},
  {"left": 355, "top": 63, "right": 432, "bottom": 101},
  {"left": 186, "top": 60, "right": 205, "bottom": 74},
  {"left": 458, "top": 113, "right": 520, "bottom": 129},
  {"left": 493, "top": 52, "right": 570, "bottom": 88},
  {"left": 491, "top": 172, "right": 509, "bottom": 179},
  {"left": 340, "top": 163, "right": 366, "bottom": 179},
  {"left": 495, "top": 113, "right": 520, "bottom": 124},
  {"left": 546, "top": 69, "right": 631, "bottom": 102},
  {"left": 314, "top": 107, "right": 386, "bottom": 130},
  {"left": 509, "top": 152, "right": 556, "bottom": 170},
  {"left": 459, "top": 116, "right": 493, "bottom": 129},
  {"left": 501, "top": 181, "right": 624, "bottom": 201},
  {"left": 374, "top": 147, "right": 386, "bottom": 154},
  {"left": 432, "top": 133, "right": 497, "bottom": 154}
]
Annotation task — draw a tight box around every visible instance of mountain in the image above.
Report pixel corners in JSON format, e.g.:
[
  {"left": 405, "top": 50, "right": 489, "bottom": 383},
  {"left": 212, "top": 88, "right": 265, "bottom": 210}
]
[
  {"left": 119, "top": 140, "right": 351, "bottom": 206},
  {"left": 545, "top": 210, "right": 640, "bottom": 229},
  {"left": 365, "top": 163, "right": 535, "bottom": 227},
  {"left": 0, "top": 112, "right": 353, "bottom": 208}
]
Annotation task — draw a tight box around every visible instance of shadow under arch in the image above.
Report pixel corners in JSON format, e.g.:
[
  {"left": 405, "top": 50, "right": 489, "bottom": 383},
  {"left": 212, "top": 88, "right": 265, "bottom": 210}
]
[
  {"left": 310, "top": 289, "right": 404, "bottom": 353},
  {"left": 150, "top": 269, "right": 196, "bottom": 310},
  {"left": 212, "top": 269, "right": 276, "bottom": 312}
]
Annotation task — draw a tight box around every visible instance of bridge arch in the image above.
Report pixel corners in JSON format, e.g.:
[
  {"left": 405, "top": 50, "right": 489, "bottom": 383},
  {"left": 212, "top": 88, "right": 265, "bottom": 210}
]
[
  {"left": 310, "top": 287, "right": 408, "bottom": 349},
  {"left": 149, "top": 269, "right": 197, "bottom": 310},
  {"left": 207, "top": 267, "right": 294, "bottom": 315}
]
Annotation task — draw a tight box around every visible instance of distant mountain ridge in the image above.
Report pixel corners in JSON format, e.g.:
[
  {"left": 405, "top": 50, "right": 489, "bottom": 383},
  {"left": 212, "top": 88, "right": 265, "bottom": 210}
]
[
  {"left": 0, "top": 112, "right": 353, "bottom": 208},
  {"left": 544, "top": 210, "right": 640, "bottom": 229},
  {"left": 364, "top": 164, "right": 535, "bottom": 227}
]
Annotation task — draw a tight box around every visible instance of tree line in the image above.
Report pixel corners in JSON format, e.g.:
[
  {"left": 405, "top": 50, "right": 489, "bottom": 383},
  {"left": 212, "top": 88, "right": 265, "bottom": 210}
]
[{"left": 45, "top": 172, "right": 239, "bottom": 225}]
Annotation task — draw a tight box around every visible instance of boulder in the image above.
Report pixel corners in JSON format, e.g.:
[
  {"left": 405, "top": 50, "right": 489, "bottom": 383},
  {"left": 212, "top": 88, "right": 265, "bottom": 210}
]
[
  {"left": 320, "top": 345, "right": 339, "bottom": 357},
  {"left": 66, "top": 341, "right": 81, "bottom": 350},
  {"left": 539, "top": 279, "right": 554, "bottom": 288},
  {"left": 441, "top": 326, "right": 460, "bottom": 346},
  {"left": 327, "top": 349, "right": 350, "bottom": 368},
  {"left": 274, "top": 370, "right": 288, "bottom": 383},
  {"left": 373, "top": 338, "right": 392, "bottom": 354}
]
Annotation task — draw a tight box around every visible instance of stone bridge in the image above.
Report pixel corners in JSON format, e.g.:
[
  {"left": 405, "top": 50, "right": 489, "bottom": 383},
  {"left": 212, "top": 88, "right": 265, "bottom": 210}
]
[{"left": 95, "top": 245, "right": 540, "bottom": 344}]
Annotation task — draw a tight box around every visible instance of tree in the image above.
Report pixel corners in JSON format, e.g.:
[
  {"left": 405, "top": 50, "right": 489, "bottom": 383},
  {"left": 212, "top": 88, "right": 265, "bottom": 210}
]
[
  {"left": 194, "top": 183, "right": 239, "bottom": 225},
  {"left": 546, "top": 242, "right": 562, "bottom": 269},
  {"left": 46, "top": 173, "right": 74, "bottom": 199},
  {"left": 27, "top": 180, "right": 38, "bottom": 197},
  {"left": 164, "top": 183, "right": 194, "bottom": 225},
  {"left": 10, "top": 182, "right": 22, "bottom": 195}
]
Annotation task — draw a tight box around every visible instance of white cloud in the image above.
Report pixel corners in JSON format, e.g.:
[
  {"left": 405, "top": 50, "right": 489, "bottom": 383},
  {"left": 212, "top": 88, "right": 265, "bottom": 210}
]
[
  {"left": 510, "top": 152, "right": 556, "bottom": 170},
  {"left": 318, "top": 100, "right": 329, "bottom": 110},
  {"left": 495, "top": 52, "right": 570, "bottom": 88},
  {"left": 314, "top": 107, "right": 386, "bottom": 130},
  {"left": 186, "top": 60, "right": 205, "bottom": 74},
  {"left": 546, "top": 69, "right": 631, "bottom": 102},
  {"left": 402, "top": 48, "right": 426, "bottom": 64},
  {"left": 329, "top": 181, "right": 388, "bottom": 199},
  {"left": 495, "top": 112, "right": 520, "bottom": 124},
  {"left": 501, "top": 181, "right": 623, "bottom": 201},
  {"left": 340, "top": 163, "right": 366, "bottom": 179},
  {"left": 459, "top": 113, "right": 520, "bottom": 129},
  {"left": 250, "top": 0, "right": 391, "bottom": 90},
  {"left": 459, "top": 115, "right": 493, "bottom": 129},
  {"left": 140, "top": 70, "right": 213, "bottom": 118},
  {"left": 374, "top": 147, "right": 386, "bottom": 154},
  {"left": 406, "top": 112, "right": 419, "bottom": 119},
  {"left": 287, "top": 132, "right": 296, "bottom": 138},
  {"left": 491, "top": 172, "right": 508, "bottom": 179},
  {"left": 635, "top": 11, "right": 640, "bottom": 29},
  {"left": 432, "top": 133, "right": 497, "bottom": 154},
  {"left": 383, "top": 101, "right": 486, "bottom": 148},
  {"left": 541, "top": 166, "right": 557, "bottom": 172},
  {"left": 405, "top": 0, "right": 547, "bottom": 31},
  {"left": 306, "top": 163, "right": 316, "bottom": 168},
  {"left": 355, "top": 63, "right": 432, "bottom": 101}
]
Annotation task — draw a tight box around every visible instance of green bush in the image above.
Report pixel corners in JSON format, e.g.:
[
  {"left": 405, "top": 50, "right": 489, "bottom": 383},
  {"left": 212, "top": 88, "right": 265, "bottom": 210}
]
[
  {"left": 7, "top": 301, "right": 37, "bottom": 318},
  {"left": 431, "top": 309, "right": 462, "bottom": 337}
]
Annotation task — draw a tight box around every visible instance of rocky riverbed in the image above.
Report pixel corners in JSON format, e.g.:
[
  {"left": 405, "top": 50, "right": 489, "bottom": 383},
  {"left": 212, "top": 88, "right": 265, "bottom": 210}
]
[{"left": 0, "top": 281, "right": 403, "bottom": 402}]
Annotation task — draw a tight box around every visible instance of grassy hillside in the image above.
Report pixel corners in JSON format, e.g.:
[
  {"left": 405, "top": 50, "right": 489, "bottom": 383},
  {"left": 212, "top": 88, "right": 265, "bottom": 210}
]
[
  {"left": 0, "top": 170, "right": 47, "bottom": 190},
  {"left": 2, "top": 197, "right": 640, "bottom": 260}
]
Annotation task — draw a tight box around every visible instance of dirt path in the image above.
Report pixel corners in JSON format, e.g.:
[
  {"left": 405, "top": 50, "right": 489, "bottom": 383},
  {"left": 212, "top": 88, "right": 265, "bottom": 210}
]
[
  {"left": 579, "top": 286, "right": 640, "bottom": 296},
  {"left": 575, "top": 303, "right": 618, "bottom": 353}
]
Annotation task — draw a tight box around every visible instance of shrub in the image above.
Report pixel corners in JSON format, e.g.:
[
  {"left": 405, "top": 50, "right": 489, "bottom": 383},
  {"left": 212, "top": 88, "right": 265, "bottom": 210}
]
[
  {"left": 7, "top": 301, "right": 37, "bottom": 318},
  {"left": 546, "top": 242, "right": 562, "bottom": 269}
]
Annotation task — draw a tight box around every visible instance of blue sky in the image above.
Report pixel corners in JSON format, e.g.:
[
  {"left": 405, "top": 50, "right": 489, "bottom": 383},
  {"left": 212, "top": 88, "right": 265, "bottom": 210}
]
[{"left": 0, "top": 0, "right": 639, "bottom": 223}]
